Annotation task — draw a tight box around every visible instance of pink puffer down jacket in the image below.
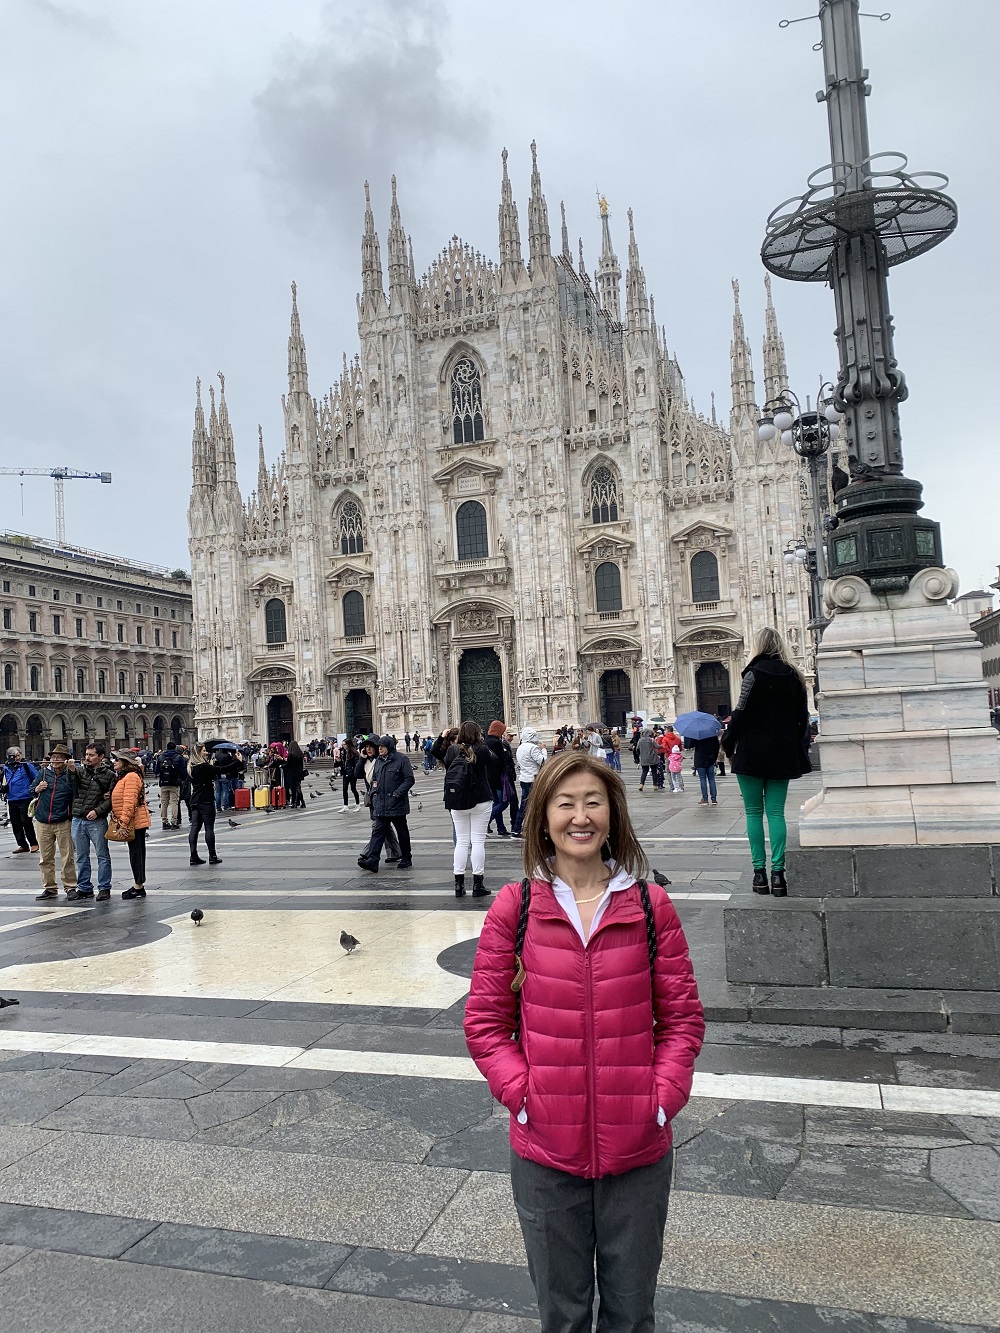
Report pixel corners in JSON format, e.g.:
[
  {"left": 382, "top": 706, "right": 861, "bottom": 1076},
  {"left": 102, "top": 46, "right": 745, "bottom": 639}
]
[{"left": 464, "top": 876, "right": 705, "bottom": 1179}]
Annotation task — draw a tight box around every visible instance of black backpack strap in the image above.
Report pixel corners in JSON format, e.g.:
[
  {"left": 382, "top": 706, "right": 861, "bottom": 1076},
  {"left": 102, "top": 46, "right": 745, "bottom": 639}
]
[
  {"left": 511, "top": 877, "right": 531, "bottom": 1042},
  {"left": 637, "top": 879, "right": 658, "bottom": 977}
]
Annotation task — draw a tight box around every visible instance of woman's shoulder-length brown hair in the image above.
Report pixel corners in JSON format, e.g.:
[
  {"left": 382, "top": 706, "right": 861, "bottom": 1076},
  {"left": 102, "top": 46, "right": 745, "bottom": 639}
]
[{"left": 521, "top": 751, "right": 648, "bottom": 883}]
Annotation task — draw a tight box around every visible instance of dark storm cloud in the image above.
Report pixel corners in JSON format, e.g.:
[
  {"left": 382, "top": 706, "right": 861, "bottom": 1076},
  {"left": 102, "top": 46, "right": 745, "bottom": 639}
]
[{"left": 254, "top": 0, "right": 489, "bottom": 235}]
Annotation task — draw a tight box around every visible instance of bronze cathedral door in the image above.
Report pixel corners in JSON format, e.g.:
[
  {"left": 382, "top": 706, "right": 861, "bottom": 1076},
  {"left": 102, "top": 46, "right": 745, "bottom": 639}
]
[{"left": 458, "top": 648, "right": 504, "bottom": 730}]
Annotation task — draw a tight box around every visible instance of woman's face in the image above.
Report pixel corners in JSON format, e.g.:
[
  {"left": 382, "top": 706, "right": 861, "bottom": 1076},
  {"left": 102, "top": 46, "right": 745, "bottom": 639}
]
[
  {"left": 545, "top": 769, "right": 611, "bottom": 866},
  {"left": 113, "top": 758, "right": 124, "bottom": 774}
]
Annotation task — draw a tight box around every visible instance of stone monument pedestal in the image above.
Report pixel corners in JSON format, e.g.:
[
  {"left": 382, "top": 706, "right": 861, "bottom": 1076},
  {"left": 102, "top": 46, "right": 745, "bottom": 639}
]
[{"left": 724, "top": 568, "right": 1000, "bottom": 1032}]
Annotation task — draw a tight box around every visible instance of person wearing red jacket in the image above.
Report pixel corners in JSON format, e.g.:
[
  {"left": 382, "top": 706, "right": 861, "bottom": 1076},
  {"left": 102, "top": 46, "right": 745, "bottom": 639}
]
[{"left": 464, "top": 751, "right": 704, "bottom": 1333}]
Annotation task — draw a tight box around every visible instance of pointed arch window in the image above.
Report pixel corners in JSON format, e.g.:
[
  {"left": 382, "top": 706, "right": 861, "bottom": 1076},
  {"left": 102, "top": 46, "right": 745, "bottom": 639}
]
[
  {"left": 339, "top": 500, "right": 365, "bottom": 555},
  {"left": 265, "top": 598, "right": 287, "bottom": 645},
  {"left": 590, "top": 466, "right": 621, "bottom": 524},
  {"left": 691, "top": 550, "right": 720, "bottom": 603},
  {"left": 451, "top": 357, "right": 485, "bottom": 444},
  {"left": 595, "top": 562, "right": 623, "bottom": 614},
  {"left": 343, "top": 590, "right": 366, "bottom": 639},
  {"left": 456, "top": 500, "right": 489, "bottom": 561}
]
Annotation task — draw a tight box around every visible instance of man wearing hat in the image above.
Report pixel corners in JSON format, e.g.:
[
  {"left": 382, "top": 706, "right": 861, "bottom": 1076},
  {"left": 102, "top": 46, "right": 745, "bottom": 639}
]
[{"left": 31, "top": 744, "right": 78, "bottom": 900}]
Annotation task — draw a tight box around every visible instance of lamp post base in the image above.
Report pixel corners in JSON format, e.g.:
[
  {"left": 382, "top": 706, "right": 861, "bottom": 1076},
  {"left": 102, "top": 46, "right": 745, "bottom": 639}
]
[
  {"left": 799, "top": 567, "right": 1000, "bottom": 847},
  {"left": 826, "top": 474, "right": 943, "bottom": 591}
]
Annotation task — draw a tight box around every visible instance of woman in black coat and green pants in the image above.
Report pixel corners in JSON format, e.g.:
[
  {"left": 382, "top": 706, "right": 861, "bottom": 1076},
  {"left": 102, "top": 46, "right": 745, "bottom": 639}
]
[{"left": 722, "top": 627, "right": 811, "bottom": 896}]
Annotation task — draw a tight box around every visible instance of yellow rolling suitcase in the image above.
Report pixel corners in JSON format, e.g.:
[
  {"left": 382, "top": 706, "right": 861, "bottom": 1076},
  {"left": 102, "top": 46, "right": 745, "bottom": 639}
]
[{"left": 253, "top": 786, "right": 269, "bottom": 809}]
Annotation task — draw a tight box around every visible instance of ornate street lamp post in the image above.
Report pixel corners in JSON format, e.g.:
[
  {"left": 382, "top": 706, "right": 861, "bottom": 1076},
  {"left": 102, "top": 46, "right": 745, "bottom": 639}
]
[{"left": 761, "top": 1, "right": 956, "bottom": 591}]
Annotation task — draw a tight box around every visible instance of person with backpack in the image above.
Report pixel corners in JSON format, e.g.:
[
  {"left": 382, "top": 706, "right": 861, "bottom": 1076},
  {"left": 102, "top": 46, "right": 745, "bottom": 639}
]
[
  {"left": 443, "top": 720, "right": 493, "bottom": 898},
  {"left": 2, "top": 746, "right": 40, "bottom": 854},
  {"left": 357, "top": 735, "right": 413, "bottom": 873},
  {"left": 155, "top": 743, "right": 186, "bottom": 830},
  {"left": 464, "top": 750, "right": 704, "bottom": 1333}
]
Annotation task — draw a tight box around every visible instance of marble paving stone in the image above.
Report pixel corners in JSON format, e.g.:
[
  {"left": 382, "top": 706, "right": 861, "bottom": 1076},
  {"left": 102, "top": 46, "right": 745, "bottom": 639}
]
[
  {"left": 0, "top": 1200, "right": 159, "bottom": 1257},
  {"left": 693, "top": 1101, "right": 804, "bottom": 1144},
  {"left": 245, "top": 1001, "right": 443, "bottom": 1027},
  {"left": 109, "top": 1069, "right": 227, "bottom": 1099},
  {"left": 674, "top": 1129, "right": 800, "bottom": 1198},
  {"left": 0, "top": 1131, "right": 467, "bottom": 1252},
  {"left": 778, "top": 1145, "right": 971, "bottom": 1217},
  {"left": 460, "top": 1316, "right": 540, "bottom": 1332},
  {"left": 312, "top": 1022, "right": 472, "bottom": 1059},
  {"left": 653, "top": 1286, "right": 997, "bottom": 1333},
  {"left": 253, "top": 1117, "right": 434, "bottom": 1165},
  {"left": 0, "top": 1250, "right": 470, "bottom": 1333},
  {"left": 38, "top": 1094, "right": 200, "bottom": 1141},
  {"left": 696, "top": 1042, "right": 894, "bottom": 1085},
  {"left": 219, "top": 1065, "right": 341, "bottom": 1093},
  {"left": 0, "top": 1244, "right": 31, "bottom": 1275},
  {"left": 883, "top": 1085, "right": 1000, "bottom": 1118},
  {"left": 846, "top": 1029, "right": 1000, "bottom": 1058},
  {"left": 664, "top": 1097, "right": 733, "bottom": 1148},
  {"left": 0, "top": 1069, "right": 107, "bottom": 1125},
  {"left": 185, "top": 1089, "right": 284, "bottom": 1131},
  {"left": 895, "top": 1055, "right": 1000, "bottom": 1092},
  {"left": 805, "top": 1107, "right": 970, "bottom": 1150},
  {"left": 63, "top": 1055, "right": 137, "bottom": 1074},
  {"left": 331, "top": 1073, "right": 495, "bottom": 1139},
  {"left": 0, "top": 1126, "right": 56, "bottom": 1170},
  {"left": 929, "top": 1146, "right": 1000, "bottom": 1221},
  {"left": 78, "top": 1058, "right": 185, "bottom": 1095},
  {"left": 419, "top": 1179, "right": 1000, "bottom": 1324},
  {"left": 122, "top": 1221, "right": 354, "bottom": 1286},
  {"left": 424, "top": 1113, "right": 512, "bottom": 1173},
  {"left": 949, "top": 1117, "right": 1000, "bottom": 1147},
  {"left": 327, "top": 1246, "right": 538, "bottom": 1318},
  {"left": 704, "top": 1022, "right": 844, "bottom": 1049}
]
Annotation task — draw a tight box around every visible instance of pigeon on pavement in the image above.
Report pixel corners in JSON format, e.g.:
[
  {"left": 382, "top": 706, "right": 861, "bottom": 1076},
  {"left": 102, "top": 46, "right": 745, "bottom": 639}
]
[
  {"left": 228, "top": 819, "right": 241, "bottom": 828},
  {"left": 191, "top": 909, "right": 205, "bottom": 925},
  {"left": 652, "top": 869, "right": 671, "bottom": 888},
  {"left": 340, "top": 930, "right": 360, "bottom": 955},
  {"left": 0, "top": 996, "right": 19, "bottom": 1008},
  {"left": 417, "top": 802, "right": 423, "bottom": 811}
]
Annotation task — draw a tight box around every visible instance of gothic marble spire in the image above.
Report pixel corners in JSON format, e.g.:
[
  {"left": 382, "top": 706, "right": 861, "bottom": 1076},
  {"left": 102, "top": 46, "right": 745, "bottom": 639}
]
[
  {"left": 387, "top": 175, "right": 411, "bottom": 298},
  {"left": 498, "top": 148, "right": 525, "bottom": 287},
  {"left": 578, "top": 237, "right": 591, "bottom": 288},
  {"left": 287, "top": 281, "right": 309, "bottom": 397},
  {"left": 191, "top": 376, "right": 213, "bottom": 489},
  {"left": 527, "top": 140, "right": 551, "bottom": 273},
  {"left": 730, "top": 278, "right": 757, "bottom": 414},
  {"left": 625, "top": 208, "right": 649, "bottom": 332},
  {"left": 594, "top": 193, "right": 622, "bottom": 322},
  {"left": 257, "top": 425, "right": 268, "bottom": 496},
  {"left": 762, "top": 274, "right": 788, "bottom": 406},
  {"left": 214, "top": 370, "right": 239, "bottom": 490},
  {"left": 560, "top": 200, "right": 572, "bottom": 260},
  {"left": 361, "top": 181, "right": 384, "bottom": 312}
]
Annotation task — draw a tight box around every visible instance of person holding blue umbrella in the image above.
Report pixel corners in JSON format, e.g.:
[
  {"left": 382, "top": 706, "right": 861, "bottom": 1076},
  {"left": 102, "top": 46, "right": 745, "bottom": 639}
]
[{"left": 675, "top": 712, "right": 723, "bottom": 807}]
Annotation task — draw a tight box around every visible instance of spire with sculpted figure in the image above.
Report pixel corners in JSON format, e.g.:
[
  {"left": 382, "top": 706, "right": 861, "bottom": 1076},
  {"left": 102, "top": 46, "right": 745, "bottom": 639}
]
[
  {"left": 762, "top": 274, "right": 788, "bottom": 406},
  {"left": 730, "top": 278, "right": 757, "bottom": 416},
  {"left": 527, "top": 140, "right": 552, "bottom": 276},
  {"left": 214, "top": 371, "right": 239, "bottom": 493},
  {"left": 625, "top": 208, "right": 649, "bottom": 333},
  {"left": 190, "top": 376, "right": 213, "bottom": 491},
  {"left": 387, "top": 175, "right": 413, "bottom": 303},
  {"left": 360, "top": 181, "right": 384, "bottom": 315},
  {"left": 498, "top": 148, "right": 525, "bottom": 287},
  {"left": 595, "top": 193, "right": 622, "bottom": 322},
  {"left": 287, "top": 281, "right": 309, "bottom": 397}
]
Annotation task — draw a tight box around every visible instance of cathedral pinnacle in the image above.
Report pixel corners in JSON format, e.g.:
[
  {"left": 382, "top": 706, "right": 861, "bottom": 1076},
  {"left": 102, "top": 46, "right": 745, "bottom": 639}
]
[
  {"left": 387, "top": 174, "right": 411, "bottom": 298},
  {"left": 594, "top": 191, "right": 622, "bottom": 322},
  {"left": 762, "top": 274, "right": 788, "bottom": 406},
  {"left": 560, "top": 200, "right": 572, "bottom": 261},
  {"left": 497, "top": 148, "right": 525, "bottom": 287},
  {"left": 625, "top": 208, "right": 649, "bottom": 332},
  {"left": 257, "top": 425, "right": 268, "bottom": 496},
  {"left": 527, "top": 140, "right": 551, "bottom": 274},
  {"left": 287, "top": 281, "right": 309, "bottom": 397},
  {"left": 730, "top": 277, "right": 757, "bottom": 415},
  {"left": 214, "top": 370, "right": 239, "bottom": 491},
  {"left": 190, "top": 376, "right": 214, "bottom": 489},
  {"left": 361, "top": 180, "right": 385, "bottom": 312}
]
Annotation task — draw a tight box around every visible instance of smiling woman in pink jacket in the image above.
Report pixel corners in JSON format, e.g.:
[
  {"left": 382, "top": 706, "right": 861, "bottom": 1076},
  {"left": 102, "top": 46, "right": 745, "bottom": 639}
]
[{"left": 464, "top": 751, "right": 704, "bottom": 1333}]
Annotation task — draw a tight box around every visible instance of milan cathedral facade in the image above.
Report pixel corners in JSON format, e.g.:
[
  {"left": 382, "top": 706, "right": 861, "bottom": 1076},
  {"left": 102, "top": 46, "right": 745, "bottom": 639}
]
[{"left": 188, "top": 145, "right": 821, "bottom": 743}]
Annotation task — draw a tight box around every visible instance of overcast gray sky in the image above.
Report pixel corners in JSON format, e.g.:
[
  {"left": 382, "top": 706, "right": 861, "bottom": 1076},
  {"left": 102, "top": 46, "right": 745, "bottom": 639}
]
[{"left": 1, "top": 0, "right": 996, "bottom": 595}]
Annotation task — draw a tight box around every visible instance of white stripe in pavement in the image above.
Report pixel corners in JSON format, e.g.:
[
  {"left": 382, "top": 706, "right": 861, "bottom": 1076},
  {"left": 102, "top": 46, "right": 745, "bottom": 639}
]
[
  {"left": 0, "top": 888, "right": 732, "bottom": 900},
  {"left": 1, "top": 1029, "right": 998, "bottom": 1116}
]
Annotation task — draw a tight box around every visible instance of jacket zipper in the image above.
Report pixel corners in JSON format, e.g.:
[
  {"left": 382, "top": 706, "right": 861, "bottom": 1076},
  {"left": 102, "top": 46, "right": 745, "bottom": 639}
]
[{"left": 584, "top": 948, "right": 599, "bottom": 1175}]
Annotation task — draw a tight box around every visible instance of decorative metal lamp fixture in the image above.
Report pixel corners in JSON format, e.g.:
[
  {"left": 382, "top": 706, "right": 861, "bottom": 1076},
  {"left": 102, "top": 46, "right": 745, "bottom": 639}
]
[{"left": 760, "top": 1, "right": 956, "bottom": 592}]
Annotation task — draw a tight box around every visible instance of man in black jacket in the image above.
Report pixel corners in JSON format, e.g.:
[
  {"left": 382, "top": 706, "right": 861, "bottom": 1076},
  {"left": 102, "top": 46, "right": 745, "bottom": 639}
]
[
  {"left": 358, "top": 735, "right": 414, "bottom": 873},
  {"left": 31, "top": 743, "right": 78, "bottom": 899},
  {"left": 66, "top": 741, "right": 116, "bottom": 901}
]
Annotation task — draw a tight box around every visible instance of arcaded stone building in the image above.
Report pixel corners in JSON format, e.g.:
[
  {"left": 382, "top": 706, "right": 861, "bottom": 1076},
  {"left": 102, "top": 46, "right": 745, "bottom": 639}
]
[
  {"left": 188, "top": 146, "right": 825, "bottom": 743},
  {"left": 0, "top": 532, "right": 195, "bottom": 759}
]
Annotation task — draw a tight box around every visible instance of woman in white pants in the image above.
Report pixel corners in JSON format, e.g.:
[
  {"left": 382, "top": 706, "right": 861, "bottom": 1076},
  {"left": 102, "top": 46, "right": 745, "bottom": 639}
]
[{"left": 443, "top": 720, "right": 496, "bottom": 899}]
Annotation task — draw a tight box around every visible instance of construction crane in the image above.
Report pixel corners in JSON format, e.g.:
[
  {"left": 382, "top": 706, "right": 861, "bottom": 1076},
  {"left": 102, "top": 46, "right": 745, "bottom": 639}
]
[{"left": 0, "top": 468, "right": 112, "bottom": 543}]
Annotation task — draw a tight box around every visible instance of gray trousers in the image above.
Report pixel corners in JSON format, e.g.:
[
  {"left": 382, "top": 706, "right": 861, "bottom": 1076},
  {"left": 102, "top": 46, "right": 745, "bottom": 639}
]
[{"left": 510, "top": 1148, "right": 672, "bottom": 1333}]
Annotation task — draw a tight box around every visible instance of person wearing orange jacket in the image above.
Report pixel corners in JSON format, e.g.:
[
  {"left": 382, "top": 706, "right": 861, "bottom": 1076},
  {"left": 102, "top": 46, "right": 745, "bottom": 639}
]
[{"left": 111, "top": 752, "right": 151, "bottom": 900}]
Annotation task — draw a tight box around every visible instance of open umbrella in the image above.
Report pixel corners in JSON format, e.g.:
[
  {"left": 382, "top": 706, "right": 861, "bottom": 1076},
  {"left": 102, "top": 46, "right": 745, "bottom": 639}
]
[
  {"left": 648, "top": 715, "right": 667, "bottom": 725},
  {"left": 203, "top": 739, "right": 239, "bottom": 752},
  {"left": 673, "top": 710, "right": 722, "bottom": 740}
]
